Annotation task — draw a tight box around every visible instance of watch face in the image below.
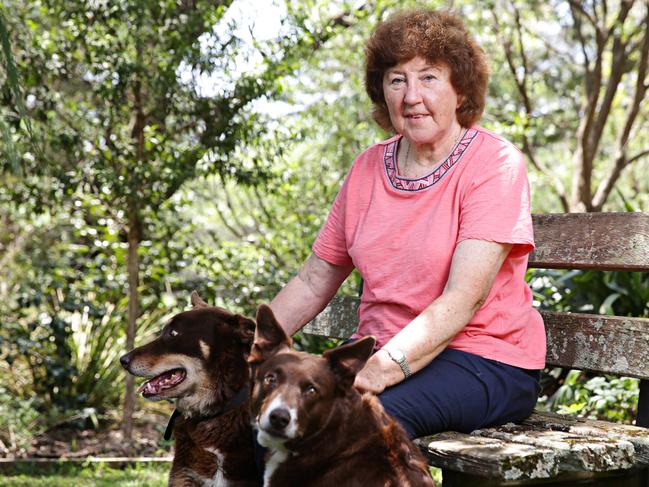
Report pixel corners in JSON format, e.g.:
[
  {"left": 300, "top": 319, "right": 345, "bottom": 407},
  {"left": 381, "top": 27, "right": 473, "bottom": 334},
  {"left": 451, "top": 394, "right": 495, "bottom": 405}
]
[{"left": 391, "top": 349, "right": 405, "bottom": 362}]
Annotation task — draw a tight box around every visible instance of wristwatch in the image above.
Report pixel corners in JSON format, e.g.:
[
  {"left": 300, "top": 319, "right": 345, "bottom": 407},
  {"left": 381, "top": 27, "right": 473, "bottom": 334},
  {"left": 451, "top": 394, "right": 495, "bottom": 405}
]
[{"left": 383, "top": 348, "right": 412, "bottom": 379}]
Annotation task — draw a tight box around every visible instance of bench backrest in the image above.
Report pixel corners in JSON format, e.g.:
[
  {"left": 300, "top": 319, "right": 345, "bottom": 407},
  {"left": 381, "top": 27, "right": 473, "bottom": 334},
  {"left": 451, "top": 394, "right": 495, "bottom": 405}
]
[{"left": 305, "top": 213, "right": 649, "bottom": 379}]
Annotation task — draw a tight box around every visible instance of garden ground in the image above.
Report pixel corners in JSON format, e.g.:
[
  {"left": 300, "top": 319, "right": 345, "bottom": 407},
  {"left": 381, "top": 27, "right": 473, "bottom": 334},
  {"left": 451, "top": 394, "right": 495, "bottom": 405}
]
[{"left": 1, "top": 409, "right": 172, "bottom": 486}]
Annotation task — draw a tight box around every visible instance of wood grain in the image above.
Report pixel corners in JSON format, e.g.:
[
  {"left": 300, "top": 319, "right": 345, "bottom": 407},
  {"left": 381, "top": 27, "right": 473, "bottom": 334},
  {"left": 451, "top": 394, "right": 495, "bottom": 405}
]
[
  {"left": 543, "top": 311, "right": 649, "bottom": 378},
  {"left": 416, "top": 410, "right": 646, "bottom": 481},
  {"left": 530, "top": 213, "right": 649, "bottom": 271}
]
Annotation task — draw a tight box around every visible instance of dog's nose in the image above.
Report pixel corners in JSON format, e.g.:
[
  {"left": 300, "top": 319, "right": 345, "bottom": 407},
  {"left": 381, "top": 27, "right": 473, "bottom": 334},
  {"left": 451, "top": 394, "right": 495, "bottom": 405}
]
[
  {"left": 269, "top": 408, "right": 291, "bottom": 430},
  {"left": 120, "top": 353, "right": 132, "bottom": 369}
]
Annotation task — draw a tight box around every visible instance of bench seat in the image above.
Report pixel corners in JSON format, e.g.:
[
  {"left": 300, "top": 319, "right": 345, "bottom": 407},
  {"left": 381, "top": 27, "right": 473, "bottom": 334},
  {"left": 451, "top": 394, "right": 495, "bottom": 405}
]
[{"left": 416, "top": 411, "right": 649, "bottom": 485}]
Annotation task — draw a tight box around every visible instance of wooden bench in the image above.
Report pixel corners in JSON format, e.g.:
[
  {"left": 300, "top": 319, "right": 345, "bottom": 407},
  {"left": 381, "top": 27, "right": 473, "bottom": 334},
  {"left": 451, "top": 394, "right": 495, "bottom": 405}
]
[{"left": 305, "top": 212, "right": 649, "bottom": 486}]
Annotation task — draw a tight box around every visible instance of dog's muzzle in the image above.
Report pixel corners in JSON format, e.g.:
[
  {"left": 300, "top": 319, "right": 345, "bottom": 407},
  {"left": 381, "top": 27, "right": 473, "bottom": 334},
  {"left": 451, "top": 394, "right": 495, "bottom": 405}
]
[{"left": 268, "top": 407, "right": 291, "bottom": 432}]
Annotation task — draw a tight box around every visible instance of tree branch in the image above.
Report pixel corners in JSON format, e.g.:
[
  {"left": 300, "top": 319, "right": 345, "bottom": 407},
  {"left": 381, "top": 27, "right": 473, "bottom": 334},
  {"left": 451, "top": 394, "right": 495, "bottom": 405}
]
[
  {"left": 570, "top": 1, "right": 593, "bottom": 74},
  {"left": 592, "top": 5, "right": 648, "bottom": 210},
  {"left": 569, "top": 0, "right": 612, "bottom": 210},
  {"left": 569, "top": 0, "right": 599, "bottom": 29},
  {"left": 628, "top": 148, "right": 649, "bottom": 165},
  {"left": 490, "top": 3, "right": 569, "bottom": 209},
  {"left": 212, "top": 174, "right": 245, "bottom": 239},
  {"left": 588, "top": 2, "right": 634, "bottom": 160}
]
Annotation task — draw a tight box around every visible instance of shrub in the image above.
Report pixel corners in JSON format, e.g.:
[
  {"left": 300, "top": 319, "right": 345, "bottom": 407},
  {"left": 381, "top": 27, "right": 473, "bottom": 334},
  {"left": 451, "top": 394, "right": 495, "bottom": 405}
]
[{"left": 530, "top": 268, "right": 648, "bottom": 423}]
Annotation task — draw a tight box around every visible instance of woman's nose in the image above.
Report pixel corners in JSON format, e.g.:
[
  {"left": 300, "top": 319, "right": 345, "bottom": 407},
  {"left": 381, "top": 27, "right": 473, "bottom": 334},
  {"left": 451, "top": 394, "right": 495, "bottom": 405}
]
[{"left": 404, "top": 81, "right": 422, "bottom": 105}]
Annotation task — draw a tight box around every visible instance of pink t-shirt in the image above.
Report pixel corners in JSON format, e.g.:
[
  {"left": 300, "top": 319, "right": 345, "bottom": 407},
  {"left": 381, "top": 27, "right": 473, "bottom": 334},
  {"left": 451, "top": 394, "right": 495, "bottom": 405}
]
[{"left": 312, "top": 127, "right": 546, "bottom": 370}]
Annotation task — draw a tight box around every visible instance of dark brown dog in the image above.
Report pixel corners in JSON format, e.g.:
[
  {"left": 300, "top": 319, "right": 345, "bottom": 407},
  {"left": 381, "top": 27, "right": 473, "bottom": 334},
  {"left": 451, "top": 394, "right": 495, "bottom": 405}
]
[
  {"left": 120, "top": 292, "right": 260, "bottom": 486},
  {"left": 248, "top": 304, "right": 435, "bottom": 487}
]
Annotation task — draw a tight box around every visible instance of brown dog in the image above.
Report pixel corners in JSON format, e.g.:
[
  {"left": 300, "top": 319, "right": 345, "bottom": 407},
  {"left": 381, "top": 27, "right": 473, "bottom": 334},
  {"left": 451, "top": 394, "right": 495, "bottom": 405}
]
[
  {"left": 248, "top": 304, "right": 435, "bottom": 487},
  {"left": 120, "top": 292, "right": 260, "bottom": 486}
]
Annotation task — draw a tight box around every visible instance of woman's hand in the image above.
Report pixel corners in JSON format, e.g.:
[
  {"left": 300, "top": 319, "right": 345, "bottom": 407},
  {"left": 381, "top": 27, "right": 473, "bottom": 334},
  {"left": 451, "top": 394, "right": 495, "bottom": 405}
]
[{"left": 353, "top": 349, "right": 399, "bottom": 394}]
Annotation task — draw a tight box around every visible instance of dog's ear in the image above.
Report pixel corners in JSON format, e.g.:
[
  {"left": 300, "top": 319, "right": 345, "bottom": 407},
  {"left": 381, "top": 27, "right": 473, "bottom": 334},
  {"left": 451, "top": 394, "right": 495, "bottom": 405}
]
[
  {"left": 191, "top": 291, "right": 209, "bottom": 308},
  {"left": 248, "top": 304, "right": 291, "bottom": 365},
  {"left": 235, "top": 316, "right": 256, "bottom": 358},
  {"left": 323, "top": 336, "right": 376, "bottom": 390}
]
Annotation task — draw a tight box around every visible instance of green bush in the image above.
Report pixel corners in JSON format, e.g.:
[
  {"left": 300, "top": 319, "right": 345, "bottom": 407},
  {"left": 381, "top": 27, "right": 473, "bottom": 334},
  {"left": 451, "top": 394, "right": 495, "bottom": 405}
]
[
  {"left": 0, "top": 198, "right": 181, "bottom": 426},
  {"left": 0, "top": 386, "right": 41, "bottom": 453},
  {"left": 543, "top": 370, "right": 638, "bottom": 422},
  {"left": 530, "top": 268, "right": 648, "bottom": 423}
]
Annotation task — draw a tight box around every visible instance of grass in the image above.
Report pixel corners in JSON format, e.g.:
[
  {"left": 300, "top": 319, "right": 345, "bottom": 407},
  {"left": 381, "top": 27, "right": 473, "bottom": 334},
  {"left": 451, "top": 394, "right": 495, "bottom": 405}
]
[
  {"left": 0, "top": 459, "right": 442, "bottom": 486},
  {"left": 430, "top": 467, "right": 443, "bottom": 485},
  {"left": 0, "top": 461, "right": 169, "bottom": 487}
]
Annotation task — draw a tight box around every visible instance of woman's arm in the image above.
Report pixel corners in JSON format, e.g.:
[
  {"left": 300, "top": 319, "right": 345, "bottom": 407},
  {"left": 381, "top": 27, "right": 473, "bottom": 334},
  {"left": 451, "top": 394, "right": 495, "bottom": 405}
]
[
  {"left": 270, "top": 253, "right": 354, "bottom": 336},
  {"left": 354, "top": 239, "right": 513, "bottom": 393}
]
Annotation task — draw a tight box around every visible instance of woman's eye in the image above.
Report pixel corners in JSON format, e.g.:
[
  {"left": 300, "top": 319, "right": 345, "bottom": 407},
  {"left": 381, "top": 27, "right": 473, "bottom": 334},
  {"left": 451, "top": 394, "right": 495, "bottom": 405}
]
[
  {"left": 390, "top": 77, "right": 405, "bottom": 85},
  {"left": 423, "top": 74, "right": 436, "bottom": 81}
]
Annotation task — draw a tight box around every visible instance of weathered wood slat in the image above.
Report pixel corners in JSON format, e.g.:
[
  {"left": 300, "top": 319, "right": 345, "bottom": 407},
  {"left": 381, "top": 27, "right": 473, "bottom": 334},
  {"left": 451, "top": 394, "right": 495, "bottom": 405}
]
[
  {"left": 521, "top": 411, "right": 649, "bottom": 465},
  {"left": 414, "top": 432, "right": 560, "bottom": 481},
  {"left": 418, "top": 414, "right": 642, "bottom": 481},
  {"left": 304, "top": 295, "right": 359, "bottom": 338},
  {"left": 470, "top": 424, "right": 634, "bottom": 472},
  {"left": 529, "top": 213, "right": 649, "bottom": 271},
  {"left": 543, "top": 311, "right": 649, "bottom": 379}
]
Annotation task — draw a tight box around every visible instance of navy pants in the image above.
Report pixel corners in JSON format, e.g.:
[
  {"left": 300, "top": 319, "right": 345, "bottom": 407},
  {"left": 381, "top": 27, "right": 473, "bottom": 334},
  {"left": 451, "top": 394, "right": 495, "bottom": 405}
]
[{"left": 379, "top": 347, "right": 541, "bottom": 438}]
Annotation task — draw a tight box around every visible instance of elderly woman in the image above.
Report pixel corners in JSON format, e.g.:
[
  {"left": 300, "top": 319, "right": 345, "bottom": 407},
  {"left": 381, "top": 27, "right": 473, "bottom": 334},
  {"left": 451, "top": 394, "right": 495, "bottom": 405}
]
[{"left": 270, "top": 8, "right": 545, "bottom": 438}]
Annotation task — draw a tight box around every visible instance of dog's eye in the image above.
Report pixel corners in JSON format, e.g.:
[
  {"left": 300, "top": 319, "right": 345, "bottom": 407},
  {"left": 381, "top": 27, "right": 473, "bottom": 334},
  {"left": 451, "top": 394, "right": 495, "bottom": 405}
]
[
  {"left": 304, "top": 385, "right": 318, "bottom": 397},
  {"left": 263, "top": 373, "right": 277, "bottom": 387},
  {"left": 168, "top": 329, "right": 179, "bottom": 337}
]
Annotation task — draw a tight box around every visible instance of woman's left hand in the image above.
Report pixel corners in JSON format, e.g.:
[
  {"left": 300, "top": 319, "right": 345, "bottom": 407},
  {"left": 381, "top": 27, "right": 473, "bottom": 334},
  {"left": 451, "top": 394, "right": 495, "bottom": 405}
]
[{"left": 353, "top": 350, "right": 395, "bottom": 394}]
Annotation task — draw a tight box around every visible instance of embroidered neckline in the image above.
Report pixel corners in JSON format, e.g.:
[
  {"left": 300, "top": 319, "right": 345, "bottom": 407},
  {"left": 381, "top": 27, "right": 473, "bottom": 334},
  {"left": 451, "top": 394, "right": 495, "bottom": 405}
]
[{"left": 384, "top": 128, "right": 478, "bottom": 192}]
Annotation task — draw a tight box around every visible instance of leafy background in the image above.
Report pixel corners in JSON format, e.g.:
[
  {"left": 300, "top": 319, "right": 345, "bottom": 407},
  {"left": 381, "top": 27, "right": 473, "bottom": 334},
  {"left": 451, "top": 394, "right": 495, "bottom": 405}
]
[{"left": 0, "top": 0, "right": 648, "bottom": 461}]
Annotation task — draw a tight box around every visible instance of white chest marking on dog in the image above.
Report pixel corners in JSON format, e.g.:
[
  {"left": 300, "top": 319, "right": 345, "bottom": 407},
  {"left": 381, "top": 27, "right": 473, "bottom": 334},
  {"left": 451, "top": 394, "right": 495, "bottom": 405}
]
[
  {"left": 200, "top": 340, "right": 211, "bottom": 360},
  {"left": 263, "top": 446, "right": 290, "bottom": 487},
  {"left": 204, "top": 448, "right": 231, "bottom": 487}
]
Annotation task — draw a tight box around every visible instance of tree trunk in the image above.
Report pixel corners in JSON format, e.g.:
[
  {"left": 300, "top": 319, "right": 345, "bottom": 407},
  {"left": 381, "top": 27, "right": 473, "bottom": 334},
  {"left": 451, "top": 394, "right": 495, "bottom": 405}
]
[
  {"left": 121, "top": 26, "right": 146, "bottom": 442},
  {"left": 121, "top": 202, "right": 141, "bottom": 443}
]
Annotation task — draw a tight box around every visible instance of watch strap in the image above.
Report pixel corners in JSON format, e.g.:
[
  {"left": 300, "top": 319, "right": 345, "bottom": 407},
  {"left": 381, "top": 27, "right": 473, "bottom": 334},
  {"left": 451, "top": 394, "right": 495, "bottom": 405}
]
[{"left": 383, "top": 348, "right": 412, "bottom": 379}]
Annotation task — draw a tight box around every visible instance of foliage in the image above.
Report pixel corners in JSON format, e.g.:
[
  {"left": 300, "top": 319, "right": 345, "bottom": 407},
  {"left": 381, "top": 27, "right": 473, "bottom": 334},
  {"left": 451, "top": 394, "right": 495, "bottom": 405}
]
[
  {"left": 530, "top": 267, "right": 648, "bottom": 423},
  {"left": 0, "top": 387, "right": 41, "bottom": 454},
  {"left": 545, "top": 370, "right": 638, "bottom": 423},
  {"left": 530, "top": 268, "right": 649, "bottom": 317},
  {"left": 0, "top": 0, "right": 366, "bottom": 434},
  {"left": 1, "top": 0, "right": 649, "bottom": 440},
  {"left": 478, "top": 0, "right": 649, "bottom": 212},
  {"left": 0, "top": 196, "right": 173, "bottom": 418}
]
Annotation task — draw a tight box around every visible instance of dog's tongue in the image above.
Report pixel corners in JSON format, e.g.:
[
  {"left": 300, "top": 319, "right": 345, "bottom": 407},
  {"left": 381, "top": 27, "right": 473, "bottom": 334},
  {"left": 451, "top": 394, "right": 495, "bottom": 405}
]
[{"left": 138, "top": 369, "right": 185, "bottom": 396}]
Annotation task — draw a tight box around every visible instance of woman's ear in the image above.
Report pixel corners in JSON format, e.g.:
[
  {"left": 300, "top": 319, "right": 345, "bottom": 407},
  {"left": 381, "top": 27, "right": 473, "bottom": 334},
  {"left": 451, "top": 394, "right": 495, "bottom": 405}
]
[{"left": 456, "top": 94, "right": 465, "bottom": 110}]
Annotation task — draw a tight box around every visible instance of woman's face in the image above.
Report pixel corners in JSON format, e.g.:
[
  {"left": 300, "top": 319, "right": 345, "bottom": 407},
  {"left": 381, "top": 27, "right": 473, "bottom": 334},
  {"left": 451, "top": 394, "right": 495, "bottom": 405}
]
[{"left": 382, "top": 56, "right": 462, "bottom": 147}]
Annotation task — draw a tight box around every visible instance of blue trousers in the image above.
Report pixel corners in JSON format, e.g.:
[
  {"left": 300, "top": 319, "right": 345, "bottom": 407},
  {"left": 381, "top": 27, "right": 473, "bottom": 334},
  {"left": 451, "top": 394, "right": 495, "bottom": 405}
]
[{"left": 379, "top": 347, "right": 541, "bottom": 438}]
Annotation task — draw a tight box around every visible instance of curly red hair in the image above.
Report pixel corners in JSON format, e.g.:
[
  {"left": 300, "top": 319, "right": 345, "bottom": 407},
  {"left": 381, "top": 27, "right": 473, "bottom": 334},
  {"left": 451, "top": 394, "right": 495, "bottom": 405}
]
[{"left": 365, "top": 9, "right": 490, "bottom": 131}]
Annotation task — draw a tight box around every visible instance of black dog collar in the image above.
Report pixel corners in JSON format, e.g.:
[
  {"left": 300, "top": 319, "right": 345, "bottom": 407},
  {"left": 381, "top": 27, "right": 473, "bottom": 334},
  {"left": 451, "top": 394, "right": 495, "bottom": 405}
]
[
  {"left": 163, "top": 409, "right": 181, "bottom": 441},
  {"left": 164, "top": 385, "right": 250, "bottom": 441}
]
